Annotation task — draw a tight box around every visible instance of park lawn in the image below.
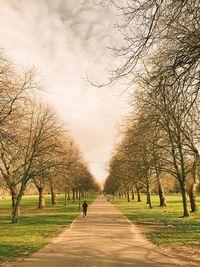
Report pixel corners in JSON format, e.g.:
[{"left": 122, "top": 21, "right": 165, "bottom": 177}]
[
  {"left": 111, "top": 194, "right": 200, "bottom": 252},
  {"left": 0, "top": 194, "right": 96, "bottom": 265}
]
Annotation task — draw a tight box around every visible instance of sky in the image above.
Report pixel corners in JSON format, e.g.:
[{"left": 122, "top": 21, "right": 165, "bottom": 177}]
[{"left": 0, "top": 0, "right": 129, "bottom": 182}]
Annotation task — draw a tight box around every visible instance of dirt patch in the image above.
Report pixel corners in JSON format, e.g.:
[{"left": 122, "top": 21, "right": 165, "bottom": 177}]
[{"left": 135, "top": 221, "right": 173, "bottom": 233}]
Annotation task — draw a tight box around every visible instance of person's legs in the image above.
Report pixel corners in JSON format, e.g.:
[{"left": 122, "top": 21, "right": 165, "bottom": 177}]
[{"left": 83, "top": 209, "right": 87, "bottom": 217}]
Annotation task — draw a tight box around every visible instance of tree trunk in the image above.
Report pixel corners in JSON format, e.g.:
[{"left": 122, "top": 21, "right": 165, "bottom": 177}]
[
  {"left": 146, "top": 183, "right": 152, "bottom": 209},
  {"left": 50, "top": 187, "right": 57, "bottom": 205},
  {"left": 38, "top": 187, "right": 46, "bottom": 208},
  {"left": 10, "top": 187, "right": 17, "bottom": 214},
  {"left": 189, "top": 161, "right": 199, "bottom": 212},
  {"left": 155, "top": 167, "right": 167, "bottom": 207},
  {"left": 189, "top": 182, "right": 199, "bottom": 212},
  {"left": 64, "top": 187, "right": 67, "bottom": 206},
  {"left": 67, "top": 187, "right": 70, "bottom": 200},
  {"left": 131, "top": 189, "right": 135, "bottom": 200},
  {"left": 136, "top": 186, "right": 141, "bottom": 202},
  {"left": 179, "top": 180, "right": 189, "bottom": 217},
  {"left": 158, "top": 182, "right": 167, "bottom": 207},
  {"left": 146, "top": 194, "right": 149, "bottom": 204},
  {"left": 12, "top": 189, "right": 23, "bottom": 223},
  {"left": 75, "top": 190, "right": 78, "bottom": 200},
  {"left": 127, "top": 190, "right": 130, "bottom": 202},
  {"left": 72, "top": 190, "right": 75, "bottom": 202},
  {"left": 12, "top": 203, "right": 20, "bottom": 223}
]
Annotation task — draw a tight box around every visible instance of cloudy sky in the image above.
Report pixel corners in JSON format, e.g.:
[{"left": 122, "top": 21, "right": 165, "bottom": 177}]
[{"left": 0, "top": 0, "right": 129, "bottom": 182}]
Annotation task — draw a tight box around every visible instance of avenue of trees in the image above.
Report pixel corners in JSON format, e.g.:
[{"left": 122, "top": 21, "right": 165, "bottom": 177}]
[
  {"left": 104, "top": 0, "right": 200, "bottom": 217},
  {"left": 0, "top": 51, "right": 98, "bottom": 223}
]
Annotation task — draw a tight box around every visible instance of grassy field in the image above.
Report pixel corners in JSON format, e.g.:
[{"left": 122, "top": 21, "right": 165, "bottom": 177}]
[
  {"left": 110, "top": 194, "right": 200, "bottom": 252},
  {"left": 0, "top": 194, "right": 96, "bottom": 265}
]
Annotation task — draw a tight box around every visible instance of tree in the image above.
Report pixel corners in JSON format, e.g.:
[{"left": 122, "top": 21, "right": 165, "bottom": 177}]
[
  {"left": 0, "top": 101, "right": 67, "bottom": 223},
  {"left": 135, "top": 59, "right": 200, "bottom": 216}
]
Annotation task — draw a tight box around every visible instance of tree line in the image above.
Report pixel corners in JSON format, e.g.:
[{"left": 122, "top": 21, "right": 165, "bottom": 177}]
[
  {"left": 0, "top": 51, "right": 98, "bottom": 223},
  {"left": 104, "top": 0, "right": 200, "bottom": 217}
]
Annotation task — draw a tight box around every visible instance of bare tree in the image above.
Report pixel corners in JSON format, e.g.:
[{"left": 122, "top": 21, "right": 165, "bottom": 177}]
[{"left": 0, "top": 101, "right": 68, "bottom": 223}]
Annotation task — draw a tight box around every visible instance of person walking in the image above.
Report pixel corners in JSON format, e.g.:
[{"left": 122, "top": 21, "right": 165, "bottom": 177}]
[{"left": 82, "top": 200, "right": 88, "bottom": 217}]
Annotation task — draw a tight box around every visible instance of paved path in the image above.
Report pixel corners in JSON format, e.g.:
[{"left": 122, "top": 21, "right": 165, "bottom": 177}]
[{"left": 8, "top": 196, "right": 197, "bottom": 267}]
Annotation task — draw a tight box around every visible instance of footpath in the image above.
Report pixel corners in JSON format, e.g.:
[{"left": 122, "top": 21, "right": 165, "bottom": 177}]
[{"left": 7, "top": 195, "right": 198, "bottom": 267}]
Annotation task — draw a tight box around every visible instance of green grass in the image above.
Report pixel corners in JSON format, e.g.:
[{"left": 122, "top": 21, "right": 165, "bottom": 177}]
[
  {"left": 110, "top": 194, "right": 200, "bottom": 250},
  {"left": 0, "top": 194, "right": 96, "bottom": 265}
]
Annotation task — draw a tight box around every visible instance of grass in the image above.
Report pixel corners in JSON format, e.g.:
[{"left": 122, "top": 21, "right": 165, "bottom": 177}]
[
  {"left": 0, "top": 194, "right": 96, "bottom": 265},
  {"left": 110, "top": 194, "right": 200, "bottom": 251}
]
